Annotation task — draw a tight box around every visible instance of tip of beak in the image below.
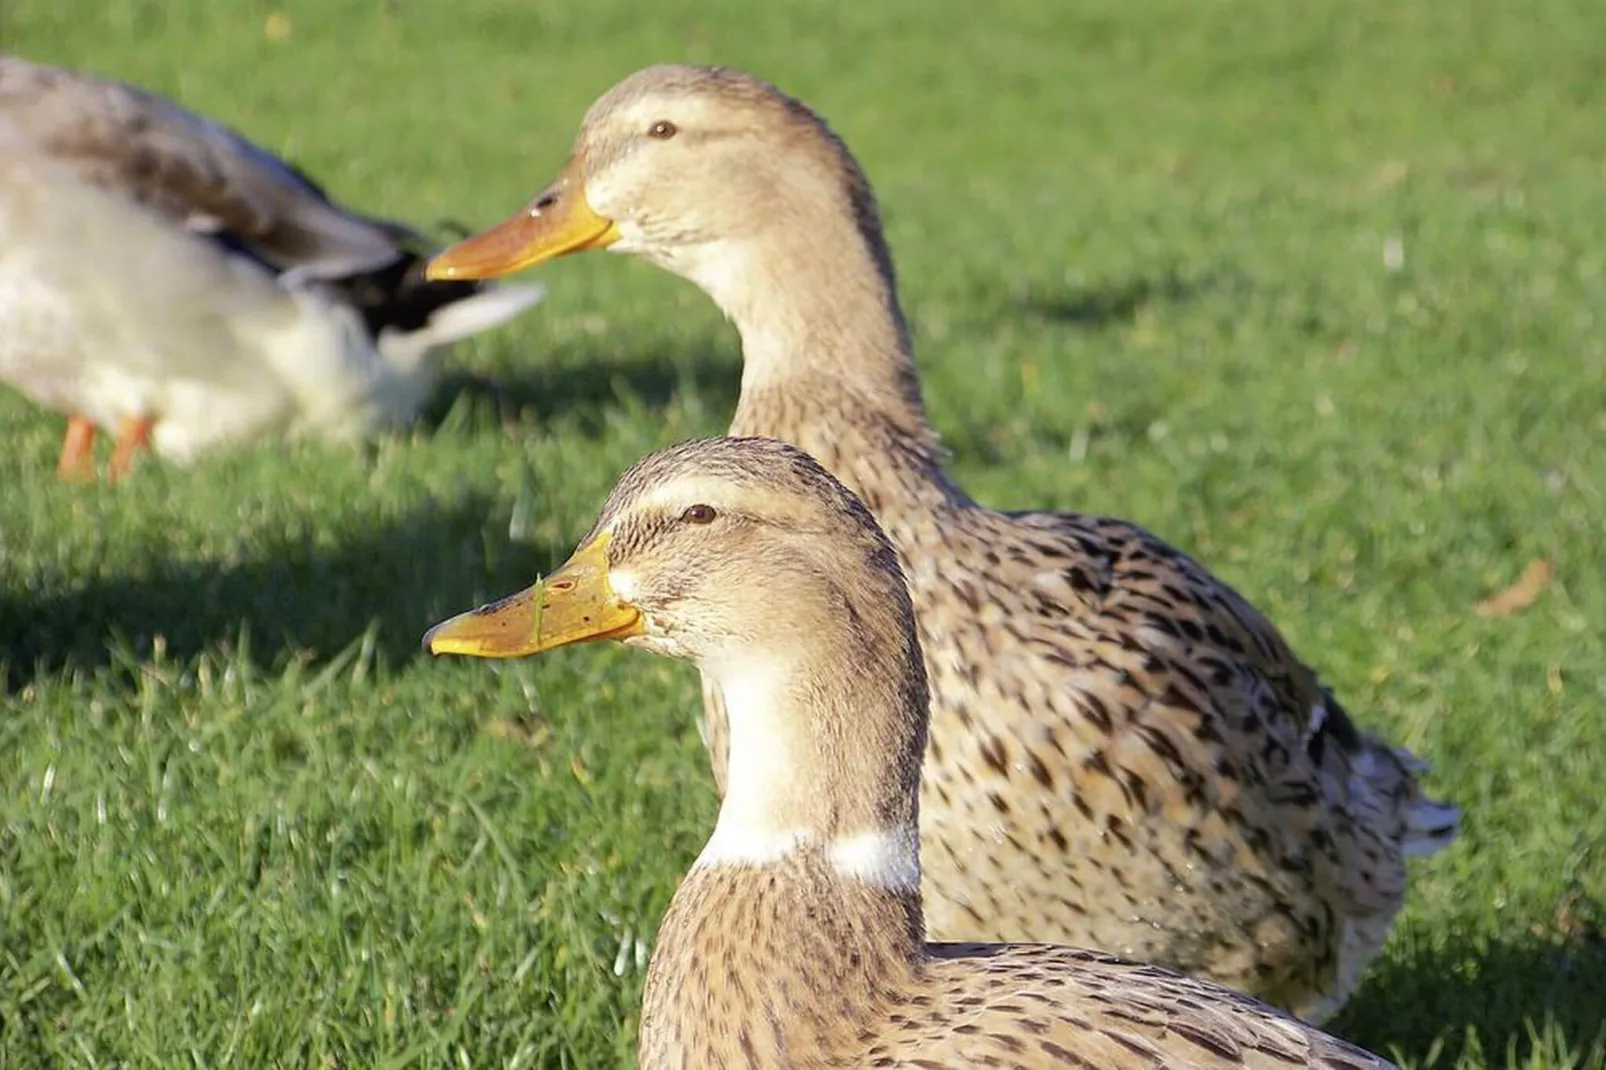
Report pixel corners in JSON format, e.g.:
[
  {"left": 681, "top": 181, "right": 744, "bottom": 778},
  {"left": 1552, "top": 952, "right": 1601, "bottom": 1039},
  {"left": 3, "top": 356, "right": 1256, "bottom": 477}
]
[
  {"left": 421, "top": 610, "right": 488, "bottom": 656},
  {"left": 424, "top": 257, "right": 462, "bottom": 282}
]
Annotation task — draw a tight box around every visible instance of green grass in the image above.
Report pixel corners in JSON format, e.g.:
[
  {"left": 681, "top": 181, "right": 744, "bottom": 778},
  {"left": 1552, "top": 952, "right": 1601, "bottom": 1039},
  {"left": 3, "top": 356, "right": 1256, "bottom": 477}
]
[{"left": 3, "top": 0, "right": 1604, "bottom": 1065}]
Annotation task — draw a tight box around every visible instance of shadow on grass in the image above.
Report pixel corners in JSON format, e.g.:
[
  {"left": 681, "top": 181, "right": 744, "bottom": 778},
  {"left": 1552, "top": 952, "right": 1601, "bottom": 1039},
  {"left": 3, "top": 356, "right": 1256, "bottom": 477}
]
[
  {"left": 0, "top": 494, "right": 572, "bottom": 690},
  {"left": 1011, "top": 269, "right": 1227, "bottom": 329},
  {"left": 1337, "top": 926, "right": 1606, "bottom": 1066},
  {"left": 0, "top": 337, "right": 743, "bottom": 692},
  {"left": 425, "top": 337, "right": 742, "bottom": 434}
]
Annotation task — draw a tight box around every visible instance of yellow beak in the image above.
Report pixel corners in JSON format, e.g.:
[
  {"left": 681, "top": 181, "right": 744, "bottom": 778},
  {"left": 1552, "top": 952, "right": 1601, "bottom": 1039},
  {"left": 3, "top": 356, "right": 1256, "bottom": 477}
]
[
  {"left": 423, "top": 533, "right": 643, "bottom": 658},
  {"left": 425, "top": 158, "right": 621, "bottom": 281}
]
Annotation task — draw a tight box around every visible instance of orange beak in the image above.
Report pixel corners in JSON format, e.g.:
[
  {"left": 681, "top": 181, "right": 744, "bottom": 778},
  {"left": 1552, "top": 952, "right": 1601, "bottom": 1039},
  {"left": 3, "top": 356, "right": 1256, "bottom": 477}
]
[
  {"left": 426, "top": 159, "right": 621, "bottom": 281},
  {"left": 423, "top": 533, "right": 643, "bottom": 658}
]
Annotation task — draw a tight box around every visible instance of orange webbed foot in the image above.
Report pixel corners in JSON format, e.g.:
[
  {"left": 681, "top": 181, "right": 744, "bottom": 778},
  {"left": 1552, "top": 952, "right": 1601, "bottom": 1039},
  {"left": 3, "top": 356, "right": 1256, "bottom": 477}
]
[
  {"left": 108, "top": 415, "right": 156, "bottom": 483},
  {"left": 56, "top": 415, "right": 97, "bottom": 481}
]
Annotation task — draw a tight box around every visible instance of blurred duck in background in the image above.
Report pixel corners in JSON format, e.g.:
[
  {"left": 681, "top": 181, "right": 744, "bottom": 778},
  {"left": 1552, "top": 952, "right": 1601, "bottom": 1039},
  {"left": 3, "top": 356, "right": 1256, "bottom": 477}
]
[{"left": 0, "top": 55, "right": 544, "bottom": 481}]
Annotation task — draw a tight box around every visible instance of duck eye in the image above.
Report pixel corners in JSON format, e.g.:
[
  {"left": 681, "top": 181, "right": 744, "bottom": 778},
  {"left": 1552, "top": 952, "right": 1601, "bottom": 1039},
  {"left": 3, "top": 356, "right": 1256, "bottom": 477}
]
[
  {"left": 647, "top": 119, "right": 678, "bottom": 140},
  {"left": 681, "top": 504, "right": 717, "bottom": 525}
]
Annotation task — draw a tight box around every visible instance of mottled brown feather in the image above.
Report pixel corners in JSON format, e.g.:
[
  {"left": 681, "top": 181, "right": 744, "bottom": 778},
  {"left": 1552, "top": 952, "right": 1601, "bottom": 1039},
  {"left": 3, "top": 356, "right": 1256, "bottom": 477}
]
[
  {"left": 562, "top": 438, "right": 1396, "bottom": 1069},
  {"left": 523, "top": 63, "right": 1460, "bottom": 1021},
  {"left": 644, "top": 854, "right": 1394, "bottom": 1069}
]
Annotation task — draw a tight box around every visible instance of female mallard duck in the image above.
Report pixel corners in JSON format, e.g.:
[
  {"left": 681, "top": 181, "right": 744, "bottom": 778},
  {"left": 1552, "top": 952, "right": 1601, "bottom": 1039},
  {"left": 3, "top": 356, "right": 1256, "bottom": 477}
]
[
  {"left": 0, "top": 55, "right": 544, "bottom": 479},
  {"left": 426, "top": 64, "right": 1459, "bottom": 1020},
  {"left": 424, "top": 436, "right": 1396, "bottom": 1068}
]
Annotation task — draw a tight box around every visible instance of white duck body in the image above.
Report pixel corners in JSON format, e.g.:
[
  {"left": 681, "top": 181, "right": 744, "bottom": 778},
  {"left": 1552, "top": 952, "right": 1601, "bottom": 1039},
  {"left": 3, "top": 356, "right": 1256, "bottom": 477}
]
[{"left": 0, "top": 55, "right": 543, "bottom": 469}]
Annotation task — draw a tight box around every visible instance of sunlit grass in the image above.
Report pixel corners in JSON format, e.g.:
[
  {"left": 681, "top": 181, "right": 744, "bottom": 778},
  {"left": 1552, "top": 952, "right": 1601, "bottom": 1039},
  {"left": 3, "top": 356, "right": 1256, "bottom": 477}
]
[{"left": 2, "top": 0, "right": 1603, "bottom": 1065}]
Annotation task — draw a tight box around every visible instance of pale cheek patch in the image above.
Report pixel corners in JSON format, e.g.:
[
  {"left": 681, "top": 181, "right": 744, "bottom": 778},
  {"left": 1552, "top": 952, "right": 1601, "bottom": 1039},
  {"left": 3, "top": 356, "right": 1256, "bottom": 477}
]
[
  {"left": 828, "top": 826, "right": 920, "bottom": 892},
  {"left": 608, "top": 567, "right": 639, "bottom": 601},
  {"left": 627, "top": 630, "right": 692, "bottom": 662},
  {"left": 610, "top": 217, "right": 647, "bottom": 254}
]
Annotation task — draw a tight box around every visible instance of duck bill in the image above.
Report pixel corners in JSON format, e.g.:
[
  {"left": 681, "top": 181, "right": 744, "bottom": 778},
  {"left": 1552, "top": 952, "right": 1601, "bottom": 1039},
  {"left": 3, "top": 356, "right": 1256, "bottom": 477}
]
[
  {"left": 423, "top": 534, "right": 642, "bottom": 658},
  {"left": 425, "top": 161, "right": 621, "bottom": 281}
]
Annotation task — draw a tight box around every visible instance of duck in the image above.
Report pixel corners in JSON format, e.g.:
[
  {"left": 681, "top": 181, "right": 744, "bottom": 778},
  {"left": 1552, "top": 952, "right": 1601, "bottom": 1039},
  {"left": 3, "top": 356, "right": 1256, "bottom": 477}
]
[
  {"left": 424, "top": 435, "right": 1398, "bottom": 1069},
  {"left": 0, "top": 55, "right": 544, "bottom": 480},
  {"left": 425, "top": 63, "right": 1460, "bottom": 1021}
]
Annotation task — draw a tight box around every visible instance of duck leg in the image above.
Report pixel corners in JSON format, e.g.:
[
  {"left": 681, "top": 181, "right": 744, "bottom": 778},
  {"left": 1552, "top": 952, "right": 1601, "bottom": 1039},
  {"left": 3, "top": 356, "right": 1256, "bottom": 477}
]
[
  {"left": 108, "top": 415, "right": 155, "bottom": 482},
  {"left": 56, "top": 415, "right": 97, "bottom": 481}
]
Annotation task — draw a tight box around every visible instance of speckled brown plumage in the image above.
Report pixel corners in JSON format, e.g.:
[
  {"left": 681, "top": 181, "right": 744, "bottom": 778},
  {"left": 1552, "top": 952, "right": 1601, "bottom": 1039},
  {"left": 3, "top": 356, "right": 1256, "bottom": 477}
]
[
  {"left": 717, "top": 393, "right": 1451, "bottom": 1022},
  {"left": 647, "top": 853, "right": 1391, "bottom": 1070},
  {"left": 426, "top": 437, "right": 1396, "bottom": 1068},
  {"left": 426, "top": 64, "right": 1459, "bottom": 1021}
]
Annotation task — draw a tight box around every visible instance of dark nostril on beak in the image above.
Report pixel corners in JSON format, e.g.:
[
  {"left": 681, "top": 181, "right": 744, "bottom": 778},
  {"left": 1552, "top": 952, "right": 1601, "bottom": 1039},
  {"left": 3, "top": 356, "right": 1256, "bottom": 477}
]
[{"left": 532, "top": 192, "right": 558, "bottom": 213}]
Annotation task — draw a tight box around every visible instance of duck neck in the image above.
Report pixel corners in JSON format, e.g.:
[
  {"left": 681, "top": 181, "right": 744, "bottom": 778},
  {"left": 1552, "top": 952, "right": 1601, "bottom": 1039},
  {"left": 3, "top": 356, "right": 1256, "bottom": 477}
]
[
  {"left": 694, "top": 621, "right": 928, "bottom": 922},
  {"left": 675, "top": 219, "right": 961, "bottom": 513},
  {"left": 641, "top": 629, "right": 929, "bottom": 1068}
]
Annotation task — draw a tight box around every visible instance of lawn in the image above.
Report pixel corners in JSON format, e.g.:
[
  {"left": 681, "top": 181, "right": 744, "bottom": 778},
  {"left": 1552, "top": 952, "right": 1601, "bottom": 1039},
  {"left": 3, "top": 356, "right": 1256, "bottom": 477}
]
[{"left": 2, "top": 0, "right": 1603, "bottom": 1065}]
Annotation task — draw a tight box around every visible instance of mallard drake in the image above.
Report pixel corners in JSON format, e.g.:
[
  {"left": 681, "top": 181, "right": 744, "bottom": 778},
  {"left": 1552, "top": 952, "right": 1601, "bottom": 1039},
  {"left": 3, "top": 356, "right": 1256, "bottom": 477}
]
[
  {"left": 424, "top": 436, "right": 1396, "bottom": 1069},
  {"left": 0, "top": 55, "right": 544, "bottom": 479},
  {"left": 426, "top": 64, "right": 1459, "bottom": 1020}
]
